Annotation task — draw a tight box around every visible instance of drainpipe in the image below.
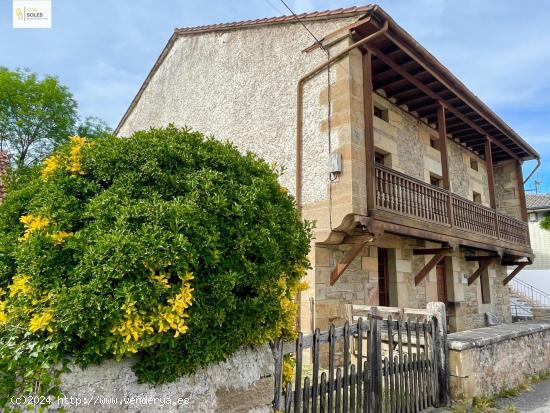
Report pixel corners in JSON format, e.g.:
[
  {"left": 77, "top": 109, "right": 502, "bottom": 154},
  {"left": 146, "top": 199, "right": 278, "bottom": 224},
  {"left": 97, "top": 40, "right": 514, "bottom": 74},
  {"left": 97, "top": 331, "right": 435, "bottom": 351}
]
[
  {"left": 295, "top": 20, "right": 389, "bottom": 217},
  {"left": 523, "top": 157, "right": 541, "bottom": 185}
]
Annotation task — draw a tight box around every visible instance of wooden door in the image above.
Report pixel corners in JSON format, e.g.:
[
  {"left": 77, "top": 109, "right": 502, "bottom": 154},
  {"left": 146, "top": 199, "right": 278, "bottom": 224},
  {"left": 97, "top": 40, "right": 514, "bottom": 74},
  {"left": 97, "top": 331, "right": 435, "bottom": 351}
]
[
  {"left": 378, "top": 248, "right": 389, "bottom": 306},
  {"left": 436, "top": 262, "right": 448, "bottom": 304}
]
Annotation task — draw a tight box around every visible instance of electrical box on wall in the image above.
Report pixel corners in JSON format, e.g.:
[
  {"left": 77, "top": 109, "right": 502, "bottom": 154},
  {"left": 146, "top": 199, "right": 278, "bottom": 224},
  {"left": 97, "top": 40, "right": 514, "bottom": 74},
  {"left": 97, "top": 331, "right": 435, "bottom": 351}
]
[{"left": 330, "top": 152, "right": 342, "bottom": 179}]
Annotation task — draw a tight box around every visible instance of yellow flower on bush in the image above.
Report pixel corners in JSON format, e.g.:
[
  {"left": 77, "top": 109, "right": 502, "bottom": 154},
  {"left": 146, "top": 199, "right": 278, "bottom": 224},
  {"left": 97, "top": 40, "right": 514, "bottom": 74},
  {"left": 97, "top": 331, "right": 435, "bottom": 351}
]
[
  {"left": 19, "top": 215, "right": 50, "bottom": 241},
  {"left": 49, "top": 231, "right": 72, "bottom": 245},
  {"left": 0, "top": 300, "right": 7, "bottom": 325},
  {"left": 66, "top": 135, "right": 88, "bottom": 174},
  {"left": 29, "top": 309, "right": 53, "bottom": 333},
  {"left": 150, "top": 272, "right": 170, "bottom": 289},
  {"left": 9, "top": 275, "right": 32, "bottom": 297},
  {"left": 41, "top": 155, "right": 61, "bottom": 179}
]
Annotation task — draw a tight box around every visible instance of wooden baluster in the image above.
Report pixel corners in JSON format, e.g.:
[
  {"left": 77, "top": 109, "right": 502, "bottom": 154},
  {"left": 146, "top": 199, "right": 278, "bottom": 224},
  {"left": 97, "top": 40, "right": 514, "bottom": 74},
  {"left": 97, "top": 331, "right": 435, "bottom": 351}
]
[
  {"left": 357, "top": 318, "right": 364, "bottom": 412},
  {"left": 303, "top": 377, "right": 310, "bottom": 413},
  {"left": 320, "top": 372, "right": 327, "bottom": 413},
  {"left": 295, "top": 332, "right": 303, "bottom": 412},
  {"left": 328, "top": 325, "right": 335, "bottom": 413},
  {"left": 312, "top": 328, "right": 320, "bottom": 413},
  {"left": 335, "top": 368, "right": 342, "bottom": 413},
  {"left": 351, "top": 364, "right": 356, "bottom": 413},
  {"left": 344, "top": 322, "right": 350, "bottom": 412}
]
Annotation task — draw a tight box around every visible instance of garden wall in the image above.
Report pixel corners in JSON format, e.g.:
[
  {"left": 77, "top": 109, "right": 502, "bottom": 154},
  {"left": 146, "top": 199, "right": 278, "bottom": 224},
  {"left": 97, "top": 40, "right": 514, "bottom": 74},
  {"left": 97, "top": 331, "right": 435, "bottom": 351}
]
[
  {"left": 42, "top": 345, "right": 274, "bottom": 412},
  {"left": 448, "top": 321, "right": 550, "bottom": 400}
]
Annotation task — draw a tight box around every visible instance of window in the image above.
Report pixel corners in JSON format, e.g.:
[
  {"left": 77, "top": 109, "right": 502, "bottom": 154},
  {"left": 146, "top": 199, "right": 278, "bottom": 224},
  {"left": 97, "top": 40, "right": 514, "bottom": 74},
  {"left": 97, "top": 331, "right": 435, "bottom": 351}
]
[
  {"left": 480, "top": 269, "right": 491, "bottom": 304},
  {"left": 473, "top": 191, "right": 482, "bottom": 204},
  {"left": 470, "top": 158, "right": 479, "bottom": 171},
  {"left": 430, "top": 175, "right": 442, "bottom": 188},
  {"left": 374, "top": 106, "right": 389, "bottom": 122},
  {"left": 430, "top": 136, "right": 440, "bottom": 151},
  {"left": 378, "top": 248, "right": 389, "bottom": 306},
  {"left": 375, "top": 151, "right": 387, "bottom": 165},
  {"left": 529, "top": 213, "right": 538, "bottom": 222}
]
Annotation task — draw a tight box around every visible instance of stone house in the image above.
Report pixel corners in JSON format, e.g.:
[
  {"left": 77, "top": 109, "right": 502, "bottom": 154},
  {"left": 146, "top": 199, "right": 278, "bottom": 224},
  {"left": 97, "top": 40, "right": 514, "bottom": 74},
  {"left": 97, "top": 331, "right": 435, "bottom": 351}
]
[{"left": 116, "top": 5, "right": 539, "bottom": 333}]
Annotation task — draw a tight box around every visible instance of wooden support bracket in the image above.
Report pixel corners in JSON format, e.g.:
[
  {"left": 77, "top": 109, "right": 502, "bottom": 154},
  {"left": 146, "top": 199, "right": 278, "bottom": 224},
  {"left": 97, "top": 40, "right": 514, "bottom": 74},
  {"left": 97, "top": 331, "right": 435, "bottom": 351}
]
[
  {"left": 503, "top": 262, "right": 530, "bottom": 286},
  {"left": 467, "top": 257, "right": 498, "bottom": 286},
  {"left": 330, "top": 235, "right": 374, "bottom": 286},
  {"left": 414, "top": 247, "right": 453, "bottom": 285}
]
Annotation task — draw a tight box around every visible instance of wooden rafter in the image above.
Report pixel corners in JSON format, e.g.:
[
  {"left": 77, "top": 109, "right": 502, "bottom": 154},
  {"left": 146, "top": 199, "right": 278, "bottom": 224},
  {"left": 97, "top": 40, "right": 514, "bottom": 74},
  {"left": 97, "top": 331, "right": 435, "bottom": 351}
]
[
  {"left": 502, "top": 261, "right": 531, "bottom": 286},
  {"left": 330, "top": 235, "right": 373, "bottom": 286},
  {"left": 366, "top": 44, "right": 521, "bottom": 161},
  {"left": 414, "top": 247, "right": 453, "bottom": 285},
  {"left": 467, "top": 257, "right": 498, "bottom": 286}
]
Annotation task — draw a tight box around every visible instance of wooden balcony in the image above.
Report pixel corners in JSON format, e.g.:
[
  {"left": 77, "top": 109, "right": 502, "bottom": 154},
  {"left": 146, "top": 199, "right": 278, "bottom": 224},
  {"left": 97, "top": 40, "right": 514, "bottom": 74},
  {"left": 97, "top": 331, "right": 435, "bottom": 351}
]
[{"left": 372, "top": 165, "right": 531, "bottom": 255}]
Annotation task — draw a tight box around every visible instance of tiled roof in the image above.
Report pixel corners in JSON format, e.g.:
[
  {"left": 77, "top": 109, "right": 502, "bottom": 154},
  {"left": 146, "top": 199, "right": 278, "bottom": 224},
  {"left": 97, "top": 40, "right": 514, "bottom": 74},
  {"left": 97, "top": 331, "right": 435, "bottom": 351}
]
[
  {"left": 526, "top": 194, "right": 550, "bottom": 210},
  {"left": 175, "top": 5, "right": 374, "bottom": 35}
]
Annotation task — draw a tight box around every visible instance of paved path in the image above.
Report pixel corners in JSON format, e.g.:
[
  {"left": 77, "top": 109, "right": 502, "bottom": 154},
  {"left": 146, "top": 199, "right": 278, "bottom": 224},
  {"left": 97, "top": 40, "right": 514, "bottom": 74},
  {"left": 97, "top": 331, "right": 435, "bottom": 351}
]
[
  {"left": 504, "top": 377, "right": 550, "bottom": 412},
  {"left": 430, "top": 376, "right": 550, "bottom": 412}
]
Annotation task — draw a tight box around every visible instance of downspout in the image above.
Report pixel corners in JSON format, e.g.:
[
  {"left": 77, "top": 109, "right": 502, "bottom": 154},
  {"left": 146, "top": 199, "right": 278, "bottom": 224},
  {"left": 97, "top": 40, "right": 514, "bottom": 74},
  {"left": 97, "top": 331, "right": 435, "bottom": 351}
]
[
  {"left": 295, "top": 20, "right": 389, "bottom": 217},
  {"left": 523, "top": 157, "right": 541, "bottom": 185}
]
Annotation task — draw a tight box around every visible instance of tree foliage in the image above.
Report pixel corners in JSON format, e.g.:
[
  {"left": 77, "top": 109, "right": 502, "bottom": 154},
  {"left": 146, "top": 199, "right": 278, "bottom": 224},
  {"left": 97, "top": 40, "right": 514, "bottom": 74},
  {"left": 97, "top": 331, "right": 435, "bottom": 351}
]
[
  {"left": 0, "top": 68, "right": 78, "bottom": 167},
  {"left": 0, "top": 126, "right": 311, "bottom": 405},
  {"left": 540, "top": 212, "right": 550, "bottom": 231}
]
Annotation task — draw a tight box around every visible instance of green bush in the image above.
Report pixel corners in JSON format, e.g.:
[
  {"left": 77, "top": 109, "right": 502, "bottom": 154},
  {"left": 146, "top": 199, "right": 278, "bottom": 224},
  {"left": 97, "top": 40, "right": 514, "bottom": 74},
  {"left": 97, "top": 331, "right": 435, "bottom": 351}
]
[{"left": 0, "top": 126, "right": 311, "bottom": 404}]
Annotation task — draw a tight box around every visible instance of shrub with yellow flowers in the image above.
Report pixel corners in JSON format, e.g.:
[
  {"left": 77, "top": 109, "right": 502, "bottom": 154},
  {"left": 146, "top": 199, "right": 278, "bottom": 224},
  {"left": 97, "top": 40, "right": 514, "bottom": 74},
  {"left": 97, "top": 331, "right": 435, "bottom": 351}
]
[{"left": 0, "top": 126, "right": 311, "bottom": 406}]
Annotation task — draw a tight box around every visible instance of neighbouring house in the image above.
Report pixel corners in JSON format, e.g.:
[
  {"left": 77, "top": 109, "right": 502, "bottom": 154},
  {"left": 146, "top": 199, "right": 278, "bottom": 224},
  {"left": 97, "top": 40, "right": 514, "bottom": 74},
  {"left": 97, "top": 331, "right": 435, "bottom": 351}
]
[
  {"left": 526, "top": 194, "right": 550, "bottom": 271},
  {"left": 509, "top": 194, "right": 550, "bottom": 312},
  {"left": 116, "top": 4, "right": 540, "bottom": 333}
]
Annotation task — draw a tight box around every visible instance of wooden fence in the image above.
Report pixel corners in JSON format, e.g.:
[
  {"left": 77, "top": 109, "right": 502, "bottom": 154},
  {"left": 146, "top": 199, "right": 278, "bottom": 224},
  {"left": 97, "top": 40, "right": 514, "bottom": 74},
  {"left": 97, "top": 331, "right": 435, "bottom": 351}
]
[{"left": 272, "top": 316, "right": 447, "bottom": 412}]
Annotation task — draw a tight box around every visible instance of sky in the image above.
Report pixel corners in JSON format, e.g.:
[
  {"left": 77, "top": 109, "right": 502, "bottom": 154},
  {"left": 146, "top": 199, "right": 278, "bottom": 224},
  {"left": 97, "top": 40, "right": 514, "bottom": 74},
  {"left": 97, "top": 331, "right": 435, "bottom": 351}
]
[{"left": 1, "top": 0, "right": 549, "bottom": 192}]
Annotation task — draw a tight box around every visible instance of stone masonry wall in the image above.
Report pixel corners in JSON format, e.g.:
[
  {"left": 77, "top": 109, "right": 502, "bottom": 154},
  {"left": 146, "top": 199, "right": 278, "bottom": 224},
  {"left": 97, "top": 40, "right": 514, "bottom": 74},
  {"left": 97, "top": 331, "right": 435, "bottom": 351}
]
[
  {"left": 494, "top": 159, "right": 522, "bottom": 219},
  {"left": 448, "top": 323, "right": 550, "bottom": 400},
  {"left": 37, "top": 346, "right": 274, "bottom": 413},
  {"left": 372, "top": 94, "right": 491, "bottom": 207},
  {"left": 312, "top": 235, "right": 512, "bottom": 335}
]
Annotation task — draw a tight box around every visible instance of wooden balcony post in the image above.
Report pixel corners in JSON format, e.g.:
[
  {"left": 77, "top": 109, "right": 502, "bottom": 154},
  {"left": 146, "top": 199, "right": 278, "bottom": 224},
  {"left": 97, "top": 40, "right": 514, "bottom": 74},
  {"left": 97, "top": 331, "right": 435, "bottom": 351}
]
[
  {"left": 485, "top": 138, "right": 496, "bottom": 209},
  {"left": 437, "top": 103, "right": 453, "bottom": 226},
  {"left": 363, "top": 51, "right": 376, "bottom": 213},
  {"left": 516, "top": 161, "right": 528, "bottom": 222}
]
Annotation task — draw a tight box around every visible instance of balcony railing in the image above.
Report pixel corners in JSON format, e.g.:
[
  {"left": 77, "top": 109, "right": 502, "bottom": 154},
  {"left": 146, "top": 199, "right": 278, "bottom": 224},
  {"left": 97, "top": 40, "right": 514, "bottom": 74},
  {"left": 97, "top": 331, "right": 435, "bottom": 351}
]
[{"left": 374, "top": 164, "right": 530, "bottom": 248}]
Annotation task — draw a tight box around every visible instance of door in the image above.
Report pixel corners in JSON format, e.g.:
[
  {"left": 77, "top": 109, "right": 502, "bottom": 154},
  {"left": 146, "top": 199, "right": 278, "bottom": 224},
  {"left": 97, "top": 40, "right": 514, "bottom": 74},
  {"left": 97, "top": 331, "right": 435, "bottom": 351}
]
[
  {"left": 378, "top": 248, "right": 389, "bottom": 306},
  {"left": 436, "top": 262, "right": 448, "bottom": 304}
]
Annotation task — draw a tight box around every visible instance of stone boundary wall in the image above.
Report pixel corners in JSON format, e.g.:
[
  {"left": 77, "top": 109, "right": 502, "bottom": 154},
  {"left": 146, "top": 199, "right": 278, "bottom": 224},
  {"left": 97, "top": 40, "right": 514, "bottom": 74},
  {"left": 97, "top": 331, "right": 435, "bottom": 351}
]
[
  {"left": 38, "top": 345, "right": 274, "bottom": 413},
  {"left": 448, "top": 322, "right": 550, "bottom": 400}
]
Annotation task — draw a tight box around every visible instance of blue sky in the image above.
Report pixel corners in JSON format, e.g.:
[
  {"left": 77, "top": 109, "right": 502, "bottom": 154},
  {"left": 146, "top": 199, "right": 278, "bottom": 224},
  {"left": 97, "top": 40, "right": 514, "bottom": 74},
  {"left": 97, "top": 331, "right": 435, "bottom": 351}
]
[{"left": 1, "top": 0, "right": 549, "bottom": 192}]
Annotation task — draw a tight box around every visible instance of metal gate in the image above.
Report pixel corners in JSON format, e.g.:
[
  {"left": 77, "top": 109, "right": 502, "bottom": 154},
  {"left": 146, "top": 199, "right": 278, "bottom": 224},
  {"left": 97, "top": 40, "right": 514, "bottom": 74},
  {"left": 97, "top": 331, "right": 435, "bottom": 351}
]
[{"left": 272, "top": 315, "right": 447, "bottom": 412}]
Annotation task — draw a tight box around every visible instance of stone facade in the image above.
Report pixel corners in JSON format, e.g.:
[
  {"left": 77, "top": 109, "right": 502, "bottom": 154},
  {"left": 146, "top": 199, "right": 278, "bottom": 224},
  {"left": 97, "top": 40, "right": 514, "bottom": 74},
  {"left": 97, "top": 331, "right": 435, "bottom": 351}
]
[
  {"left": 494, "top": 159, "right": 523, "bottom": 219},
  {"left": 448, "top": 322, "right": 550, "bottom": 400},
  {"left": 37, "top": 346, "right": 274, "bottom": 412},
  {"left": 116, "top": 15, "right": 525, "bottom": 337},
  {"left": 312, "top": 236, "right": 512, "bottom": 334}
]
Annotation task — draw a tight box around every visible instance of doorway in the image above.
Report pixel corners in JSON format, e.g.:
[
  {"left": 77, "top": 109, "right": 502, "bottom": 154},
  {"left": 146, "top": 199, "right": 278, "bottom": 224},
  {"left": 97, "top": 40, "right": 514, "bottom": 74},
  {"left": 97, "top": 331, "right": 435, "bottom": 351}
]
[{"left": 378, "top": 248, "right": 389, "bottom": 306}]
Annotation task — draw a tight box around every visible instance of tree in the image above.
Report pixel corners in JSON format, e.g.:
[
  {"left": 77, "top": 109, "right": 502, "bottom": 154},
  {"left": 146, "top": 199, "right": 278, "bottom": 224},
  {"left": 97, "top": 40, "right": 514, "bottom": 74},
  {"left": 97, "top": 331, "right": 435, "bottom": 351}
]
[
  {"left": 76, "top": 116, "right": 112, "bottom": 140},
  {"left": 0, "top": 68, "right": 78, "bottom": 167}
]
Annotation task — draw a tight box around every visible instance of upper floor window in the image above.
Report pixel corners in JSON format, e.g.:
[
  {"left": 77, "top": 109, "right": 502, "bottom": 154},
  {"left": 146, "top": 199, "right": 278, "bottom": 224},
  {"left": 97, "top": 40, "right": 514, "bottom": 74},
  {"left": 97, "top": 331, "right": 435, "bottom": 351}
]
[
  {"left": 470, "top": 158, "right": 479, "bottom": 171},
  {"left": 430, "top": 135, "right": 440, "bottom": 151},
  {"left": 473, "top": 191, "right": 482, "bottom": 204},
  {"left": 375, "top": 152, "right": 386, "bottom": 165},
  {"left": 529, "top": 213, "right": 538, "bottom": 222},
  {"left": 430, "top": 174, "right": 442, "bottom": 188},
  {"left": 374, "top": 105, "right": 389, "bottom": 122}
]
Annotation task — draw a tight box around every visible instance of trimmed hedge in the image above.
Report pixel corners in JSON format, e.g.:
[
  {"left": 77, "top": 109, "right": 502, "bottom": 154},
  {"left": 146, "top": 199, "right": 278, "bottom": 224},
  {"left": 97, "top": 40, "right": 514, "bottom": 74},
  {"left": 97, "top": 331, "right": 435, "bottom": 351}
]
[{"left": 0, "top": 126, "right": 311, "bottom": 403}]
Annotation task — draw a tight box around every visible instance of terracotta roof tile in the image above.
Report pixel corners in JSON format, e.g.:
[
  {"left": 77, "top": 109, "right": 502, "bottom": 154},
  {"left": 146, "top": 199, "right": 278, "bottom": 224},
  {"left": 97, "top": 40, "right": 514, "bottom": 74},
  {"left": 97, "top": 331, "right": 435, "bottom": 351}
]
[
  {"left": 175, "top": 5, "right": 374, "bottom": 35},
  {"left": 527, "top": 194, "right": 550, "bottom": 210}
]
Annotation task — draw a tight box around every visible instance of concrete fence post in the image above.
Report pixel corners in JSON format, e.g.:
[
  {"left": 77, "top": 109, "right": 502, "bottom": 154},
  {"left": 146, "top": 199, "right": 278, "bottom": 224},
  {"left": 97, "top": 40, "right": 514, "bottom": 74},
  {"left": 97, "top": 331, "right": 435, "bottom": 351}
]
[{"left": 427, "top": 302, "right": 450, "bottom": 405}]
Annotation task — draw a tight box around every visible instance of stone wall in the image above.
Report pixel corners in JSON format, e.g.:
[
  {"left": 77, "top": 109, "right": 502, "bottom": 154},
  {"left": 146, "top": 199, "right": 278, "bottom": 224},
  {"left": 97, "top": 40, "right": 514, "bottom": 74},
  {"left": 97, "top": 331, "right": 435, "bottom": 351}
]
[
  {"left": 448, "top": 322, "right": 550, "bottom": 400},
  {"left": 312, "top": 235, "right": 511, "bottom": 334},
  {"left": 494, "top": 159, "right": 522, "bottom": 219},
  {"left": 38, "top": 346, "right": 274, "bottom": 413},
  {"left": 372, "top": 94, "right": 491, "bottom": 207}
]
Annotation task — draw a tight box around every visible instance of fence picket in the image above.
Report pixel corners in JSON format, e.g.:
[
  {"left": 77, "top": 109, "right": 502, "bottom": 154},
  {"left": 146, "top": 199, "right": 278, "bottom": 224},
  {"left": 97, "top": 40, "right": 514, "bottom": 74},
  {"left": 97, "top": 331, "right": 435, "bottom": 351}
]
[{"left": 313, "top": 328, "right": 320, "bottom": 413}]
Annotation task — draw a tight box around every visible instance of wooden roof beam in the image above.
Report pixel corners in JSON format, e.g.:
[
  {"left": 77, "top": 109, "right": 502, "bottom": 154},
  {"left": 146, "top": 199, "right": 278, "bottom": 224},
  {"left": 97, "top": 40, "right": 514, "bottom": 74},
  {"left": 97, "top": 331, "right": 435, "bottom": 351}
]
[
  {"left": 503, "top": 262, "right": 530, "bottom": 286},
  {"left": 367, "top": 44, "right": 522, "bottom": 161},
  {"left": 383, "top": 31, "right": 535, "bottom": 160}
]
